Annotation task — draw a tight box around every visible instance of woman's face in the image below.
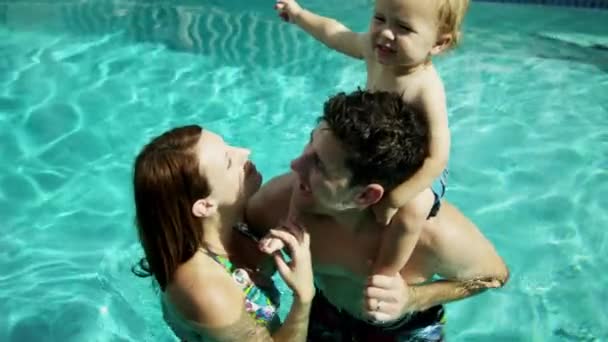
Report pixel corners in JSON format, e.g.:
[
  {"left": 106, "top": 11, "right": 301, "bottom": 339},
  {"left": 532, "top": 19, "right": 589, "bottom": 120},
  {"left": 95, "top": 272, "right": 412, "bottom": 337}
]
[{"left": 196, "top": 130, "right": 262, "bottom": 208}]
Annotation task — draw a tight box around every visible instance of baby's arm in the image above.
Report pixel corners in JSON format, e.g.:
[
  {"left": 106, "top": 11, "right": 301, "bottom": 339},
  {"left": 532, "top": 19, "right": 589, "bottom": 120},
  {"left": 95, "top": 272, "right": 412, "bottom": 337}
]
[
  {"left": 386, "top": 86, "right": 451, "bottom": 210},
  {"left": 275, "top": 0, "right": 367, "bottom": 59}
]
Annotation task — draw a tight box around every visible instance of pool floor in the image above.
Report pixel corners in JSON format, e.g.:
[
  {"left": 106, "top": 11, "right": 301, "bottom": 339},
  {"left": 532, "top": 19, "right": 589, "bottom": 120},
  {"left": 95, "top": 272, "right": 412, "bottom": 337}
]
[{"left": 0, "top": 0, "right": 607, "bottom": 341}]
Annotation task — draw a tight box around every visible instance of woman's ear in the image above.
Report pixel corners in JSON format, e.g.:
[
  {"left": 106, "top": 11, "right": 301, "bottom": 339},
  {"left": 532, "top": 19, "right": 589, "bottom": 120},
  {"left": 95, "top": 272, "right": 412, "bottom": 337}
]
[{"left": 192, "top": 198, "right": 217, "bottom": 218}]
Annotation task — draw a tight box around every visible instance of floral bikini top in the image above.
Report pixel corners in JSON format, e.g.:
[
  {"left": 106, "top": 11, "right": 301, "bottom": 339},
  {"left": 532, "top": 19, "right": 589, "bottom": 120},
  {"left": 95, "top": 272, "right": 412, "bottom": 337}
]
[{"left": 203, "top": 223, "right": 282, "bottom": 331}]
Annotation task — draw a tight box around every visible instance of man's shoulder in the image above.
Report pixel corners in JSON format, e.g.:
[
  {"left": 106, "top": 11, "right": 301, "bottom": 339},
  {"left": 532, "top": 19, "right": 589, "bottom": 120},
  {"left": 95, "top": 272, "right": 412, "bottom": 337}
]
[
  {"left": 246, "top": 172, "right": 294, "bottom": 232},
  {"left": 416, "top": 201, "right": 506, "bottom": 280}
]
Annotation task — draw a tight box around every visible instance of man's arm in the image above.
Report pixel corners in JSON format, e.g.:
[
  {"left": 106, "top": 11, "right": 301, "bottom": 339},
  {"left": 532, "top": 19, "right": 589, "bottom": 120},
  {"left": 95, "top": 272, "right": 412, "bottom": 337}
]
[
  {"left": 365, "top": 201, "right": 508, "bottom": 320},
  {"left": 407, "top": 276, "right": 506, "bottom": 313},
  {"left": 408, "top": 201, "right": 509, "bottom": 312}
]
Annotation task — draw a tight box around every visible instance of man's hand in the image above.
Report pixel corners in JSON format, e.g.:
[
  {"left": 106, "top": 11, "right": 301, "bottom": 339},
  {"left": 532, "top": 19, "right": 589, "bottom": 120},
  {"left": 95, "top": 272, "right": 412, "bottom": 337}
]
[
  {"left": 363, "top": 274, "right": 416, "bottom": 323},
  {"left": 364, "top": 274, "right": 507, "bottom": 323}
]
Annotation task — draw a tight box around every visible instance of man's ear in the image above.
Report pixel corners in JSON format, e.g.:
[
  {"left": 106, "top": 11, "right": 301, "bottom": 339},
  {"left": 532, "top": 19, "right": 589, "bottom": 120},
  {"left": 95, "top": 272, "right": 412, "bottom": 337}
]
[
  {"left": 354, "top": 184, "right": 384, "bottom": 207},
  {"left": 431, "top": 33, "right": 453, "bottom": 55},
  {"left": 192, "top": 198, "right": 217, "bottom": 218}
]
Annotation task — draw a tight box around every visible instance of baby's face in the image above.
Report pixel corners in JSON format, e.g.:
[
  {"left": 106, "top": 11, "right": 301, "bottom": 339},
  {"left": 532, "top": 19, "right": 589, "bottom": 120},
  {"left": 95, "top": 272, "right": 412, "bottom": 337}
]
[{"left": 369, "top": 0, "right": 443, "bottom": 67}]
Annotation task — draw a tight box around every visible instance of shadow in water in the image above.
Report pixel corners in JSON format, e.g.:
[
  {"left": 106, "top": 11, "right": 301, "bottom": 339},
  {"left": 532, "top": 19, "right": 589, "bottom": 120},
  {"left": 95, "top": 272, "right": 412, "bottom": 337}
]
[
  {"left": 531, "top": 33, "right": 608, "bottom": 73},
  {"left": 0, "top": 0, "right": 333, "bottom": 73}
]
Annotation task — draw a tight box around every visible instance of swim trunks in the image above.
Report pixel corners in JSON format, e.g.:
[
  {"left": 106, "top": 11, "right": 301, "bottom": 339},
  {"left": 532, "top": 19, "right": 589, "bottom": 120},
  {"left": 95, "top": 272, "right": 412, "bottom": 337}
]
[
  {"left": 428, "top": 168, "right": 449, "bottom": 218},
  {"left": 307, "top": 291, "right": 446, "bottom": 341}
]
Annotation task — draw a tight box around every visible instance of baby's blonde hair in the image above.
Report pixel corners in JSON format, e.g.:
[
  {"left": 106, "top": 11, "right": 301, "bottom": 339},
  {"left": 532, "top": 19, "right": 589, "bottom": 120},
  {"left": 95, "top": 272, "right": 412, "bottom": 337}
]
[{"left": 437, "top": 0, "right": 470, "bottom": 48}]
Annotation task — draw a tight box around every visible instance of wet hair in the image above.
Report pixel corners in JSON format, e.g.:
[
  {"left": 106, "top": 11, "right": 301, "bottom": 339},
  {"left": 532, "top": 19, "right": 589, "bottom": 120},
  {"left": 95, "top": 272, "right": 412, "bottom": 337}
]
[
  {"left": 131, "top": 125, "right": 210, "bottom": 291},
  {"left": 437, "top": 0, "right": 470, "bottom": 48},
  {"left": 321, "top": 89, "right": 430, "bottom": 190}
]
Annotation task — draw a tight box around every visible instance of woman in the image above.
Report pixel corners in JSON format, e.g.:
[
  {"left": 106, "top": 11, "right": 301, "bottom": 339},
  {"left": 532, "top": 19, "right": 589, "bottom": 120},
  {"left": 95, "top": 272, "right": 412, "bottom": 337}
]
[{"left": 132, "top": 125, "right": 314, "bottom": 341}]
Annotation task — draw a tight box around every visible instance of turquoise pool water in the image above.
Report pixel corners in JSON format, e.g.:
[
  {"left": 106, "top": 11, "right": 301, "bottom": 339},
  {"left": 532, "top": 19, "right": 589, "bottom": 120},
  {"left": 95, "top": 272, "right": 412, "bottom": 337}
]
[{"left": 1, "top": 0, "right": 607, "bottom": 340}]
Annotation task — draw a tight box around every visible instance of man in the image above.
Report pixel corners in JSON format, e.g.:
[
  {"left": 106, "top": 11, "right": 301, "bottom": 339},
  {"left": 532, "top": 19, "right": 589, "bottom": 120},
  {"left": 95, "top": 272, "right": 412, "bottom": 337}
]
[{"left": 248, "top": 90, "right": 508, "bottom": 341}]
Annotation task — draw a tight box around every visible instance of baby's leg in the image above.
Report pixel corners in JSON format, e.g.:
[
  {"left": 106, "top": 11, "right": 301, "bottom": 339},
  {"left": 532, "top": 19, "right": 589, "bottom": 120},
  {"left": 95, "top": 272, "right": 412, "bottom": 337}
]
[{"left": 373, "top": 188, "right": 435, "bottom": 275}]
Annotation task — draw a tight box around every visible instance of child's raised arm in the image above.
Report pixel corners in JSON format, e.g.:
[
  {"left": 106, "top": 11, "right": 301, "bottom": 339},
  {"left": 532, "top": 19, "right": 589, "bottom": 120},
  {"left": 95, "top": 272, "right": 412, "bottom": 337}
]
[{"left": 275, "top": 0, "right": 367, "bottom": 59}]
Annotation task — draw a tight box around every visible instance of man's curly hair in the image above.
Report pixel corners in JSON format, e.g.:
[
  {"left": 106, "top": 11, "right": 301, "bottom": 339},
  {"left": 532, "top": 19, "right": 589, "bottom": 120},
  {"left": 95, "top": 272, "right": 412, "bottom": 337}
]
[{"left": 321, "top": 89, "right": 430, "bottom": 190}]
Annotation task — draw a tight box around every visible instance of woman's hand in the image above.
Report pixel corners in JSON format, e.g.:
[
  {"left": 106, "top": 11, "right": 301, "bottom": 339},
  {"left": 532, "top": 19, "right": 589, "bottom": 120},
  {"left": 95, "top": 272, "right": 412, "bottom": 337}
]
[{"left": 268, "top": 220, "right": 314, "bottom": 302}]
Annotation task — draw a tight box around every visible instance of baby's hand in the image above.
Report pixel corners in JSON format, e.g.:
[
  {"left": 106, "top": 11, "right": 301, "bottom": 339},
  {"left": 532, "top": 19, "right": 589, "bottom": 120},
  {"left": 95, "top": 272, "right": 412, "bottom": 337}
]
[
  {"left": 274, "top": 0, "right": 303, "bottom": 22},
  {"left": 372, "top": 198, "right": 399, "bottom": 226},
  {"left": 259, "top": 218, "right": 305, "bottom": 254},
  {"left": 259, "top": 235, "right": 286, "bottom": 254}
]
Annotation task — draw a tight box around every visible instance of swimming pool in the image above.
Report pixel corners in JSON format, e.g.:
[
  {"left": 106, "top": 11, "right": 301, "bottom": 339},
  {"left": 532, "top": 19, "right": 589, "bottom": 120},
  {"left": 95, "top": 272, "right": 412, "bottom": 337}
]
[{"left": 1, "top": 0, "right": 607, "bottom": 340}]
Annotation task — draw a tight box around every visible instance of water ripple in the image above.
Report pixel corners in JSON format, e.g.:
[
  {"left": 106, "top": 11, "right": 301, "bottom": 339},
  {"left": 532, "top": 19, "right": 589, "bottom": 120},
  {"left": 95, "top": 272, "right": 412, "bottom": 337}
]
[{"left": 1, "top": 1, "right": 607, "bottom": 341}]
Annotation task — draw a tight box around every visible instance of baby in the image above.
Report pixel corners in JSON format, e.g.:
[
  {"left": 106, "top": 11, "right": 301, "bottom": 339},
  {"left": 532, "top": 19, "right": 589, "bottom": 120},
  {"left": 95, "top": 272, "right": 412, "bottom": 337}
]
[{"left": 266, "top": 0, "right": 468, "bottom": 282}]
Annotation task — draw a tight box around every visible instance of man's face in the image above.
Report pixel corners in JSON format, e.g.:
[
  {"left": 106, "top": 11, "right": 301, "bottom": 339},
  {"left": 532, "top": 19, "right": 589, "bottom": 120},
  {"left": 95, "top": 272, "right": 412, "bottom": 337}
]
[{"left": 290, "top": 121, "right": 361, "bottom": 213}]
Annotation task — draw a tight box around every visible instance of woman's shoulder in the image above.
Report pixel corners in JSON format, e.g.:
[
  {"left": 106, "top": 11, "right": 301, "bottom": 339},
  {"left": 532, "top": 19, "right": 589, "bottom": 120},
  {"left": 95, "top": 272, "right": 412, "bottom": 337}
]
[{"left": 165, "top": 252, "right": 246, "bottom": 328}]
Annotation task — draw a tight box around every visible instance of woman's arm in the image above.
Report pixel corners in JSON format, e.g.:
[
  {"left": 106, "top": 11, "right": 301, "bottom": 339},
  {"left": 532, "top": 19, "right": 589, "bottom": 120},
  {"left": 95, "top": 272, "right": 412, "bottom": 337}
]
[
  {"left": 168, "top": 225, "right": 314, "bottom": 342},
  {"left": 168, "top": 267, "right": 312, "bottom": 342}
]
